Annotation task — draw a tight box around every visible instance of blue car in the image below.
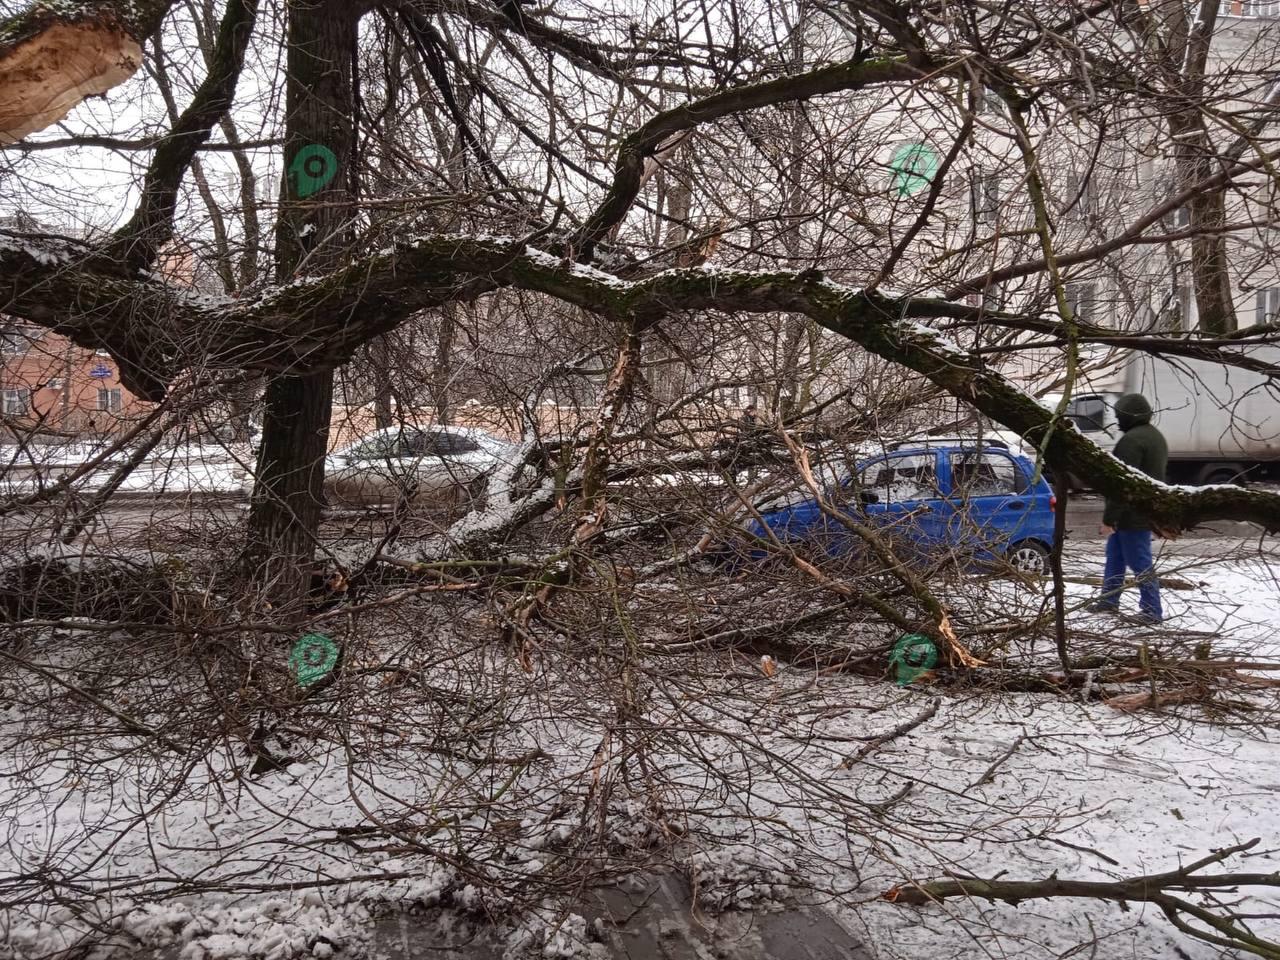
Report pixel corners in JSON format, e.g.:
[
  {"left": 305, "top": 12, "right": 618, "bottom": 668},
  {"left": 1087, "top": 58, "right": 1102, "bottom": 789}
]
[{"left": 739, "top": 444, "right": 1055, "bottom": 573}]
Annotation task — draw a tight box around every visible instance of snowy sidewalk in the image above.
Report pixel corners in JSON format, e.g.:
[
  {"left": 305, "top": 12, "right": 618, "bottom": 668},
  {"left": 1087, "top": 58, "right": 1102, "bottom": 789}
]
[{"left": 0, "top": 442, "right": 251, "bottom": 499}]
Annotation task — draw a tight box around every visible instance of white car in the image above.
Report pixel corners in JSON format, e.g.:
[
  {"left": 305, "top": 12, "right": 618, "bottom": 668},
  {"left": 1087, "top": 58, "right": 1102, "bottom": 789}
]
[{"left": 323, "top": 425, "right": 517, "bottom": 508}]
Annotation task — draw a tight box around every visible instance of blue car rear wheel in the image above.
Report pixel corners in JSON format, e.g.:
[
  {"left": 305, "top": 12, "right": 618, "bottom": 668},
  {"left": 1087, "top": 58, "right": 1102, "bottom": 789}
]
[{"left": 1008, "top": 540, "right": 1050, "bottom": 575}]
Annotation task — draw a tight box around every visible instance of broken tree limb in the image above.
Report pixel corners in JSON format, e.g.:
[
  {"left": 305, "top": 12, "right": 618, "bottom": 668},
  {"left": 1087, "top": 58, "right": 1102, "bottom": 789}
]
[
  {"left": 967, "top": 734, "right": 1027, "bottom": 789},
  {"left": 1104, "top": 683, "right": 1211, "bottom": 712},
  {"left": 0, "top": 0, "right": 178, "bottom": 144},
  {"left": 2, "top": 232, "right": 1280, "bottom": 532},
  {"left": 1067, "top": 573, "right": 1200, "bottom": 591},
  {"left": 647, "top": 599, "right": 863, "bottom": 654},
  {"left": 841, "top": 697, "right": 940, "bottom": 768},
  {"left": 885, "top": 838, "right": 1280, "bottom": 960}
]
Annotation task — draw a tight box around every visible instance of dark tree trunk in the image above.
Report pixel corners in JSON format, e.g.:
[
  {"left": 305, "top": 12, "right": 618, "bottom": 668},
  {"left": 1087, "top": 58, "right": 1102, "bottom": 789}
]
[
  {"left": 1169, "top": 0, "right": 1236, "bottom": 334},
  {"left": 1189, "top": 188, "right": 1236, "bottom": 334},
  {"left": 242, "top": 0, "right": 356, "bottom": 606},
  {"left": 371, "top": 336, "right": 395, "bottom": 430},
  {"left": 432, "top": 303, "right": 457, "bottom": 424},
  {"left": 244, "top": 370, "right": 334, "bottom": 595},
  {"left": 1174, "top": 115, "right": 1237, "bottom": 334}
]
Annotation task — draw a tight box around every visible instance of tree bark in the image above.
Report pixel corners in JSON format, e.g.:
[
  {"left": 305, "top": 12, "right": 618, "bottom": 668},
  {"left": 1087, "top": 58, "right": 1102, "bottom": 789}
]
[
  {"left": 1187, "top": 174, "right": 1237, "bottom": 334},
  {"left": 242, "top": 0, "right": 356, "bottom": 606},
  {"left": 371, "top": 340, "right": 396, "bottom": 430},
  {"left": 244, "top": 370, "right": 334, "bottom": 599},
  {"left": 1168, "top": 0, "right": 1237, "bottom": 334}
]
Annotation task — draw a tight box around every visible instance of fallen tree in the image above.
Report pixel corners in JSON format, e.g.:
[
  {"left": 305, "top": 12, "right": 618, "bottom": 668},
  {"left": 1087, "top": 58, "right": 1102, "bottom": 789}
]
[{"left": 4, "top": 233, "right": 1278, "bottom": 534}]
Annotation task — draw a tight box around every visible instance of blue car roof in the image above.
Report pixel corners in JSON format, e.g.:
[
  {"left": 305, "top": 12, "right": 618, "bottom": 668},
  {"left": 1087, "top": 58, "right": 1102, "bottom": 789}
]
[{"left": 866, "top": 443, "right": 1016, "bottom": 458}]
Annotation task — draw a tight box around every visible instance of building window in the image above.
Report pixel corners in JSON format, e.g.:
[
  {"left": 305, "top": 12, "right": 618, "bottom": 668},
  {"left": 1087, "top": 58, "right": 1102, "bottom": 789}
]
[
  {"left": 1064, "top": 282, "right": 1097, "bottom": 323},
  {"left": 977, "top": 85, "right": 1004, "bottom": 115},
  {"left": 2, "top": 388, "right": 30, "bottom": 416},
  {"left": 983, "top": 282, "right": 1004, "bottom": 311},
  {"left": 1256, "top": 288, "right": 1280, "bottom": 325},
  {"left": 97, "top": 388, "right": 122, "bottom": 413},
  {"left": 0, "top": 330, "right": 28, "bottom": 355},
  {"left": 970, "top": 170, "right": 1000, "bottom": 224},
  {"left": 1066, "top": 170, "right": 1096, "bottom": 220},
  {"left": 1162, "top": 259, "right": 1193, "bottom": 331},
  {"left": 967, "top": 282, "right": 1004, "bottom": 312},
  {"left": 46, "top": 377, "right": 64, "bottom": 390},
  {"left": 1222, "top": 0, "right": 1280, "bottom": 17}
]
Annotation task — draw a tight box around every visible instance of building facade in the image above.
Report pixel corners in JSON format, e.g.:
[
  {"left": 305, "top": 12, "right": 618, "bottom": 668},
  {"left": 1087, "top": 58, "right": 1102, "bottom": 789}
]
[{"left": 0, "top": 325, "right": 144, "bottom": 438}]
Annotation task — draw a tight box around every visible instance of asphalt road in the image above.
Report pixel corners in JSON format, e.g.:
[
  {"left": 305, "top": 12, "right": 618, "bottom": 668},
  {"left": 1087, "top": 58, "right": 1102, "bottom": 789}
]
[{"left": 0, "top": 493, "right": 1272, "bottom": 554}]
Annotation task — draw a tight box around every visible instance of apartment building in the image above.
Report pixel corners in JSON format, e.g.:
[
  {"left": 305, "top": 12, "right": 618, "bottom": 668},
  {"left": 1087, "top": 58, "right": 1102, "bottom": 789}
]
[{"left": 0, "top": 325, "right": 143, "bottom": 437}]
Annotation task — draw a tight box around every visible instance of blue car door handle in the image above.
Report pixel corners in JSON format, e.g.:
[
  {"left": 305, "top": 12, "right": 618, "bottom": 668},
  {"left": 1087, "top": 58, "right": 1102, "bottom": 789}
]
[{"left": 1006, "top": 500, "right": 1027, "bottom": 510}]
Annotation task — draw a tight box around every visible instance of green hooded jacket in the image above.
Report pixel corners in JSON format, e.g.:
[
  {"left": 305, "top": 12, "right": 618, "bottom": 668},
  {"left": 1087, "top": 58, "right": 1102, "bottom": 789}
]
[{"left": 1102, "top": 393, "right": 1168, "bottom": 530}]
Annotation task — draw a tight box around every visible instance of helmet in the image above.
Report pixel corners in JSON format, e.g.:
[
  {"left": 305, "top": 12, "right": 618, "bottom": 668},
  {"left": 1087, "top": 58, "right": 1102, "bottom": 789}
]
[{"left": 1114, "top": 393, "right": 1153, "bottom": 431}]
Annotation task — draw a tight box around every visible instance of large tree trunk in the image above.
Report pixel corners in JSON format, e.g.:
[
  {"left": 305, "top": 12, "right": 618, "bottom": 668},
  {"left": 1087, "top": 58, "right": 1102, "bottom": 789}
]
[
  {"left": 371, "top": 346, "right": 396, "bottom": 430},
  {"left": 245, "top": 371, "right": 334, "bottom": 595},
  {"left": 242, "top": 0, "right": 355, "bottom": 606},
  {"left": 1188, "top": 186, "right": 1236, "bottom": 334}
]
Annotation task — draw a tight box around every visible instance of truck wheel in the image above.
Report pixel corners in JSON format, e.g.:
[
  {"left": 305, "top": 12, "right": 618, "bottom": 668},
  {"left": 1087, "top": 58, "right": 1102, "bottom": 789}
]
[
  {"left": 1008, "top": 540, "right": 1050, "bottom": 575},
  {"left": 1195, "top": 463, "right": 1247, "bottom": 486}
]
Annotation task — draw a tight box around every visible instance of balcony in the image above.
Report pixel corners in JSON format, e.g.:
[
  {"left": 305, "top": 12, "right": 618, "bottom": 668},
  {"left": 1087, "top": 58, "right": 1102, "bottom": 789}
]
[{"left": 1221, "top": 0, "right": 1280, "bottom": 17}]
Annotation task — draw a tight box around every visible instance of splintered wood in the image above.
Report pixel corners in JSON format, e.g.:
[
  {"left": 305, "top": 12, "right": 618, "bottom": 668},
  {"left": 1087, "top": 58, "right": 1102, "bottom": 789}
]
[{"left": 0, "top": 21, "right": 142, "bottom": 144}]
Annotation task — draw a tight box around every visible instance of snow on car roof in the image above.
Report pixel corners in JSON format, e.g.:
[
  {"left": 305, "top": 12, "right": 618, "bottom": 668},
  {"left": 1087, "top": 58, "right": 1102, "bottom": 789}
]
[{"left": 887, "top": 436, "right": 1010, "bottom": 449}]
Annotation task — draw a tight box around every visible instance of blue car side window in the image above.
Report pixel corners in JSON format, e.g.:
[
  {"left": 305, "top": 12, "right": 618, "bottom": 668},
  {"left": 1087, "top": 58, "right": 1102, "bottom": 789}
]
[
  {"left": 860, "top": 453, "right": 939, "bottom": 503},
  {"left": 950, "top": 451, "right": 1021, "bottom": 498}
]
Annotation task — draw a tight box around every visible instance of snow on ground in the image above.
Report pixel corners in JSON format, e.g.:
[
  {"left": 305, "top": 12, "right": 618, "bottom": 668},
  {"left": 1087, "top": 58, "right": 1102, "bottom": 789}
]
[
  {"left": 0, "top": 442, "right": 252, "bottom": 497},
  {"left": 0, "top": 545, "right": 1278, "bottom": 959}
]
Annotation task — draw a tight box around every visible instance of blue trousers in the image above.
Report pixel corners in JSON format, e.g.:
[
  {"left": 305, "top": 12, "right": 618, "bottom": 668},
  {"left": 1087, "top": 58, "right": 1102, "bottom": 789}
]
[{"left": 1101, "top": 529, "right": 1163, "bottom": 621}]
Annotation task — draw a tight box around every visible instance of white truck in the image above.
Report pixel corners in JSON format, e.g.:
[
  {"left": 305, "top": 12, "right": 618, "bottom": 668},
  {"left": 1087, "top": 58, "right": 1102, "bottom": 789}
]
[{"left": 1049, "top": 345, "right": 1280, "bottom": 485}]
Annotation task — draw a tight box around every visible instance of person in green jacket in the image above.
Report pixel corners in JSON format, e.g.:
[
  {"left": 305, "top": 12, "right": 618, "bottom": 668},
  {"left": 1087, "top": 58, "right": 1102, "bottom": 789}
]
[{"left": 1092, "top": 392, "right": 1168, "bottom": 623}]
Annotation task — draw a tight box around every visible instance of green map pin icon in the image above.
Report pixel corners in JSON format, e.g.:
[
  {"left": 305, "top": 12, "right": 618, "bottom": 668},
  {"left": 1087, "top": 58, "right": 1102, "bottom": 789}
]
[
  {"left": 288, "top": 144, "right": 338, "bottom": 198},
  {"left": 889, "top": 633, "right": 938, "bottom": 687},
  {"left": 889, "top": 142, "right": 940, "bottom": 197},
  {"left": 289, "top": 633, "right": 339, "bottom": 687}
]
